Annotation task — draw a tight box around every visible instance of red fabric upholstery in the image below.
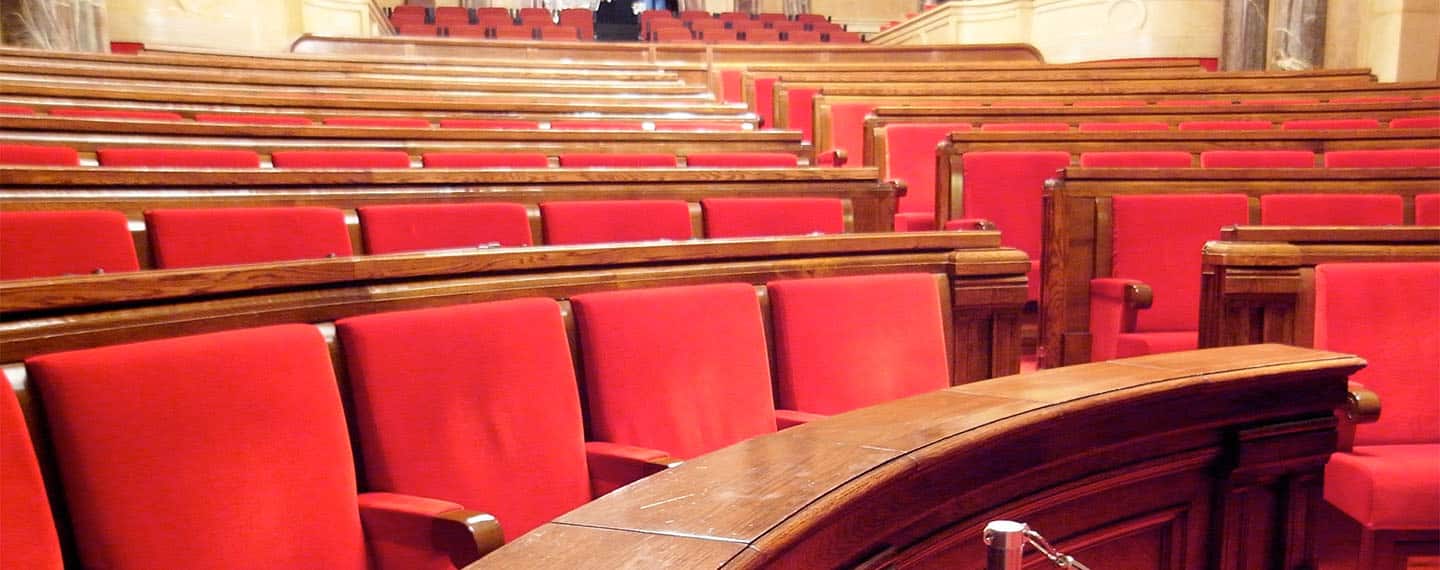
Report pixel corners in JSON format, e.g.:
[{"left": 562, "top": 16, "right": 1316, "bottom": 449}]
[
  {"left": 884, "top": 123, "right": 973, "bottom": 218},
  {"left": 768, "top": 273, "right": 949, "bottom": 414},
  {"left": 26, "top": 325, "right": 368, "bottom": 569},
  {"left": 97, "top": 148, "right": 261, "bottom": 168},
  {"left": 358, "top": 203, "right": 533, "bottom": 253},
  {"left": 437, "top": 118, "right": 540, "bottom": 129},
  {"left": 194, "top": 113, "right": 312, "bottom": 126},
  {"left": 109, "top": 42, "right": 145, "bottom": 54},
  {"left": 1260, "top": 194, "right": 1403, "bottom": 225},
  {"left": 336, "top": 299, "right": 590, "bottom": 540},
  {"left": 271, "top": 150, "right": 411, "bottom": 169},
  {"left": 980, "top": 122, "right": 1069, "bottom": 132},
  {"left": 1200, "top": 150, "right": 1316, "bottom": 168},
  {"left": 1280, "top": 118, "right": 1381, "bottom": 130},
  {"left": 960, "top": 151, "right": 1069, "bottom": 261},
  {"left": 990, "top": 101, "right": 1063, "bottom": 108},
  {"left": 1114, "top": 331, "right": 1198, "bottom": 358},
  {"left": 654, "top": 121, "right": 746, "bottom": 131},
  {"left": 701, "top": 198, "right": 843, "bottom": 237},
  {"left": 145, "top": 207, "right": 352, "bottom": 268},
  {"left": 685, "top": 152, "right": 798, "bottom": 167},
  {"left": 1324, "top": 149, "right": 1440, "bottom": 168},
  {"left": 558, "top": 153, "right": 676, "bottom": 167},
  {"left": 827, "top": 31, "right": 862, "bottom": 43},
  {"left": 718, "top": 69, "right": 744, "bottom": 101},
  {"left": 1238, "top": 98, "right": 1319, "bottom": 105},
  {"left": 744, "top": 29, "right": 780, "bottom": 42},
  {"left": 0, "top": 105, "right": 35, "bottom": 115},
  {"left": 1418, "top": 194, "right": 1440, "bottom": 225},
  {"left": 827, "top": 103, "right": 877, "bottom": 162},
  {"left": 446, "top": 25, "right": 489, "bottom": 37},
  {"left": 571, "top": 283, "right": 777, "bottom": 459},
  {"left": 421, "top": 152, "right": 549, "bottom": 168},
  {"left": 1156, "top": 99, "right": 1231, "bottom": 106},
  {"left": 754, "top": 77, "right": 778, "bottom": 128},
  {"left": 894, "top": 212, "right": 935, "bottom": 232},
  {"left": 1325, "top": 445, "right": 1440, "bottom": 529},
  {"left": 397, "top": 24, "right": 440, "bottom": 36},
  {"left": 538, "top": 25, "right": 580, "bottom": 40},
  {"left": 0, "top": 144, "right": 79, "bottom": 166},
  {"left": 1079, "top": 151, "right": 1191, "bottom": 168},
  {"left": 1331, "top": 96, "right": 1412, "bottom": 104},
  {"left": 540, "top": 200, "right": 691, "bottom": 245},
  {"left": 654, "top": 28, "right": 696, "bottom": 42},
  {"left": 1177, "top": 120, "right": 1272, "bottom": 131},
  {"left": 0, "top": 210, "right": 139, "bottom": 280},
  {"left": 1391, "top": 116, "right": 1440, "bottom": 129},
  {"left": 1078, "top": 122, "right": 1170, "bottom": 132},
  {"left": 493, "top": 26, "right": 534, "bottom": 40},
  {"left": 323, "top": 116, "right": 431, "bottom": 128},
  {"left": 785, "top": 31, "right": 823, "bottom": 42},
  {"left": 1315, "top": 262, "right": 1440, "bottom": 445},
  {"left": 49, "top": 108, "right": 183, "bottom": 121},
  {"left": 584, "top": 441, "right": 672, "bottom": 497},
  {"left": 784, "top": 87, "right": 819, "bottom": 141},
  {"left": 0, "top": 380, "right": 63, "bottom": 569},
  {"left": 549, "top": 120, "right": 644, "bottom": 131},
  {"left": 1073, "top": 100, "right": 1147, "bottom": 107}
]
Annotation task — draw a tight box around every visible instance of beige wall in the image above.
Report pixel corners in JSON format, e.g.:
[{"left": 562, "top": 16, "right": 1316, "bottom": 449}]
[
  {"left": 108, "top": 0, "right": 385, "bottom": 52},
  {"left": 1327, "top": 0, "right": 1440, "bottom": 81}
]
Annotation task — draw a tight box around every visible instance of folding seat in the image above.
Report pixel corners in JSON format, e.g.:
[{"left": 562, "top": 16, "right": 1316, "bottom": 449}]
[
  {"left": 1200, "top": 150, "right": 1316, "bottom": 168},
  {"left": 678, "top": 10, "right": 712, "bottom": 22},
  {"left": 1239, "top": 98, "right": 1319, "bottom": 105},
  {"left": 97, "top": 148, "right": 261, "bottom": 168},
  {"left": 882, "top": 123, "right": 974, "bottom": 231},
  {"left": 537, "top": 25, "right": 580, "bottom": 41},
  {"left": 1259, "top": 194, "right": 1403, "bottom": 225},
  {"left": 809, "top": 21, "right": 844, "bottom": 33},
  {"left": 1280, "top": 118, "right": 1381, "bottom": 130},
  {"left": 437, "top": 118, "right": 540, "bottom": 129},
  {"left": 358, "top": 202, "right": 533, "bottom": 255},
  {"left": 653, "top": 121, "right": 745, "bottom": 131},
  {"left": 570, "top": 283, "right": 782, "bottom": 462},
  {"left": 422, "top": 152, "right": 549, "bottom": 168},
  {"left": 784, "top": 30, "right": 824, "bottom": 43},
  {"left": 1074, "top": 100, "right": 1147, "bottom": 107},
  {"left": 1324, "top": 149, "right": 1440, "bottom": 168},
  {"left": 1418, "top": 194, "right": 1440, "bottom": 225},
  {"left": 1315, "top": 262, "right": 1440, "bottom": 567},
  {"left": 271, "top": 150, "right": 412, "bottom": 169},
  {"left": 794, "top": 13, "right": 830, "bottom": 24},
  {"left": 0, "top": 104, "right": 35, "bottom": 115},
  {"left": 685, "top": 152, "right": 798, "bottom": 167},
  {"left": 474, "top": 7, "right": 511, "bottom": 21},
  {"left": 517, "top": 7, "right": 553, "bottom": 25},
  {"left": 1391, "top": 116, "right": 1440, "bottom": 129},
  {"left": 324, "top": 117, "right": 430, "bottom": 128},
  {"left": 558, "top": 153, "right": 676, "bottom": 167},
  {"left": 49, "top": 108, "right": 184, "bottom": 121},
  {"left": 1090, "top": 194, "right": 1249, "bottom": 360},
  {"left": 195, "top": 113, "right": 313, "bottom": 126},
  {"left": 768, "top": 20, "right": 807, "bottom": 33},
  {"left": 743, "top": 28, "right": 780, "bottom": 43},
  {"left": 701, "top": 198, "right": 843, "bottom": 238},
  {"left": 755, "top": 12, "right": 789, "bottom": 23},
  {"left": 980, "top": 122, "right": 1069, "bottom": 132},
  {"left": 1155, "top": 99, "right": 1231, "bottom": 107},
  {"left": 549, "top": 120, "right": 644, "bottom": 131},
  {"left": 433, "top": 6, "right": 472, "bottom": 26},
  {"left": 957, "top": 151, "right": 1071, "bottom": 301},
  {"left": 1078, "top": 151, "right": 1191, "bottom": 168},
  {"left": 492, "top": 25, "right": 534, "bottom": 40},
  {"left": 476, "top": 13, "right": 515, "bottom": 28},
  {"left": 557, "top": 9, "right": 593, "bottom": 39},
  {"left": 990, "top": 101, "right": 1064, "bottom": 108},
  {"left": 539, "top": 200, "right": 692, "bottom": 245},
  {"left": 27, "top": 324, "right": 488, "bottom": 569},
  {"left": 145, "top": 207, "right": 352, "bottom": 269},
  {"left": 827, "top": 31, "right": 863, "bottom": 43},
  {"left": 729, "top": 19, "right": 765, "bottom": 33},
  {"left": 1, "top": 381, "right": 63, "bottom": 568},
  {"left": 0, "top": 210, "right": 138, "bottom": 280},
  {"left": 1177, "top": 120, "right": 1272, "bottom": 131},
  {"left": 650, "top": 22, "right": 692, "bottom": 42},
  {"left": 1329, "top": 96, "right": 1412, "bottom": 104},
  {"left": 688, "top": 19, "right": 727, "bottom": 33},
  {"left": 1078, "top": 122, "right": 1169, "bottom": 132},
  {"left": 718, "top": 11, "right": 751, "bottom": 23},
  {"left": 389, "top": 11, "right": 428, "bottom": 27},
  {"left": 446, "top": 25, "right": 489, "bottom": 38},
  {"left": 0, "top": 143, "right": 80, "bottom": 166},
  {"left": 702, "top": 30, "right": 743, "bottom": 43},
  {"left": 396, "top": 24, "right": 440, "bottom": 36},
  {"left": 767, "top": 273, "right": 949, "bottom": 414}
]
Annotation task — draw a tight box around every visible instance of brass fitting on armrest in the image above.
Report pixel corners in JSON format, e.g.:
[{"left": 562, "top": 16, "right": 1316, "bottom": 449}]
[
  {"left": 1125, "top": 282, "right": 1153, "bottom": 310},
  {"left": 1345, "top": 382, "right": 1381, "bottom": 424}
]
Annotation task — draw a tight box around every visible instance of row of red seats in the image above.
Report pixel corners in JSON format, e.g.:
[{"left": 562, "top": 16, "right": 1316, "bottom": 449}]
[
  {"left": 0, "top": 145, "right": 799, "bottom": 168},
  {"left": 390, "top": 5, "right": 584, "bottom": 27},
  {"left": 641, "top": 9, "right": 831, "bottom": 23},
  {"left": 0, "top": 198, "right": 844, "bottom": 278},
  {"left": 5, "top": 270, "right": 951, "bottom": 566},
  {"left": 397, "top": 23, "right": 590, "bottom": 41},
  {"left": 652, "top": 28, "right": 860, "bottom": 44}
]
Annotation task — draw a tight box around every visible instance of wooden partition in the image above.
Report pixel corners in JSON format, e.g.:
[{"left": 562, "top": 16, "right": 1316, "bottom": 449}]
[{"left": 1041, "top": 168, "right": 1440, "bottom": 368}]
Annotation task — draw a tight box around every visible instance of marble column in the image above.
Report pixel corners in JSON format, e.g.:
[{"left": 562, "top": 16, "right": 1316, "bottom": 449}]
[
  {"left": 0, "top": 0, "right": 108, "bottom": 52},
  {"left": 1267, "top": 0, "right": 1325, "bottom": 70},
  {"left": 1221, "top": 0, "right": 1268, "bottom": 70}
]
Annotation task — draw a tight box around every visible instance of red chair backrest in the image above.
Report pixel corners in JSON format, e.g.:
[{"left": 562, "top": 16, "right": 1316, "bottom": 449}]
[
  {"left": 145, "top": 207, "right": 352, "bottom": 269},
  {"left": 358, "top": 202, "right": 533, "bottom": 253},
  {"left": 826, "top": 30, "right": 863, "bottom": 43},
  {"left": 0, "top": 144, "right": 80, "bottom": 166},
  {"left": 653, "top": 121, "right": 746, "bottom": 131},
  {"left": 701, "top": 198, "right": 843, "bottom": 238},
  {"left": 271, "top": 150, "right": 411, "bottom": 168},
  {"left": 744, "top": 28, "right": 780, "bottom": 42},
  {"left": 0, "top": 104, "right": 35, "bottom": 115},
  {"left": 885, "top": 123, "right": 974, "bottom": 216},
  {"left": 686, "top": 152, "right": 798, "bottom": 167},
  {"left": 558, "top": 153, "right": 676, "bottom": 167},
  {"left": 960, "top": 151, "right": 1071, "bottom": 258},
  {"left": 49, "top": 108, "right": 183, "bottom": 121},
  {"left": 323, "top": 116, "right": 431, "bottom": 128},
  {"left": 1259, "top": 194, "right": 1404, "bottom": 226},
  {"left": 96, "top": 148, "right": 261, "bottom": 168},
  {"left": 538, "top": 25, "right": 579, "bottom": 40},
  {"left": 195, "top": 113, "right": 312, "bottom": 126},
  {"left": 654, "top": 27, "right": 696, "bottom": 42},
  {"left": 0, "top": 381, "right": 64, "bottom": 569},
  {"left": 980, "top": 122, "right": 1069, "bottom": 132},
  {"left": 422, "top": 152, "right": 549, "bottom": 168},
  {"left": 0, "top": 210, "right": 139, "bottom": 280},
  {"left": 493, "top": 25, "right": 534, "bottom": 39},
  {"left": 396, "top": 24, "right": 440, "bottom": 36},
  {"left": 1077, "top": 122, "right": 1169, "bottom": 132},
  {"left": 1178, "top": 120, "right": 1272, "bottom": 131},
  {"left": 539, "top": 200, "right": 691, "bottom": 245},
  {"left": 1391, "top": 116, "right": 1440, "bottom": 129},
  {"left": 785, "top": 30, "right": 823, "bottom": 42},
  {"left": 1280, "top": 118, "right": 1382, "bottom": 130},
  {"left": 1079, "top": 151, "right": 1191, "bottom": 168},
  {"left": 437, "top": 118, "right": 540, "bottom": 129},
  {"left": 1324, "top": 149, "right": 1440, "bottom": 168},
  {"left": 549, "top": 120, "right": 645, "bottom": 131},
  {"left": 1418, "top": 194, "right": 1440, "bottom": 225},
  {"left": 1200, "top": 150, "right": 1316, "bottom": 168}
]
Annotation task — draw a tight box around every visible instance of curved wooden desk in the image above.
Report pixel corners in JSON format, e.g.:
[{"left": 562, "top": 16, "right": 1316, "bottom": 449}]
[{"left": 475, "top": 345, "right": 1361, "bottom": 568}]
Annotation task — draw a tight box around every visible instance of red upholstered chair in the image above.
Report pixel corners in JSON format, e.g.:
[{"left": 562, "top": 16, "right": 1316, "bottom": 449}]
[
  {"left": 990, "top": 101, "right": 1064, "bottom": 108},
  {"left": 794, "top": 13, "right": 829, "bottom": 23},
  {"left": 447, "top": 25, "right": 489, "bottom": 38},
  {"left": 1325, "top": 149, "right": 1440, "bottom": 168},
  {"left": 557, "top": 153, "right": 676, "bottom": 167},
  {"left": 97, "top": 148, "right": 261, "bottom": 168},
  {"left": 549, "top": 120, "right": 644, "bottom": 131},
  {"left": 397, "top": 24, "right": 441, "bottom": 36},
  {"left": 810, "top": 21, "right": 844, "bottom": 33},
  {"left": 718, "top": 11, "right": 751, "bottom": 23},
  {"left": 422, "top": 152, "right": 549, "bottom": 168},
  {"left": 784, "top": 30, "right": 824, "bottom": 42},
  {"left": 0, "top": 380, "right": 63, "bottom": 569},
  {"left": 1177, "top": 120, "right": 1272, "bottom": 131},
  {"left": 49, "top": 108, "right": 184, "bottom": 121},
  {"left": 756, "top": 12, "right": 788, "bottom": 22},
  {"left": 475, "top": 7, "right": 511, "bottom": 21},
  {"left": 1330, "top": 96, "right": 1412, "bottom": 104},
  {"left": 1315, "top": 262, "right": 1440, "bottom": 567},
  {"left": 701, "top": 198, "right": 843, "bottom": 238},
  {"left": 537, "top": 25, "right": 580, "bottom": 40},
  {"left": 1259, "top": 194, "right": 1403, "bottom": 226},
  {"left": 358, "top": 203, "right": 533, "bottom": 254},
  {"left": 271, "top": 150, "right": 412, "bottom": 169},
  {"left": 1078, "top": 122, "right": 1170, "bottom": 132},
  {"left": 884, "top": 123, "right": 974, "bottom": 231},
  {"left": 0, "top": 144, "right": 80, "bottom": 166},
  {"left": 517, "top": 7, "right": 552, "bottom": 25},
  {"left": 539, "top": 200, "right": 691, "bottom": 245},
  {"left": 1079, "top": 151, "right": 1191, "bottom": 168},
  {"left": 654, "top": 121, "right": 746, "bottom": 131},
  {"left": 1280, "top": 118, "right": 1382, "bottom": 130},
  {"left": 0, "top": 104, "right": 35, "bottom": 115},
  {"left": 1200, "top": 150, "right": 1316, "bottom": 168},
  {"left": 768, "top": 20, "right": 806, "bottom": 33},
  {"left": 0, "top": 210, "right": 139, "bottom": 280},
  {"left": 26, "top": 324, "right": 491, "bottom": 569},
  {"left": 826, "top": 30, "right": 863, "bottom": 43},
  {"left": 1418, "top": 194, "right": 1440, "bottom": 225},
  {"left": 678, "top": 10, "right": 711, "bottom": 21},
  {"left": 729, "top": 19, "right": 764, "bottom": 32},
  {"left": 1074, "top": 100, "right": 1147, "bottom": 107},
  {"left": 145, "top": 207, "right": 352, "bottom": 269},
  {"left": 389, "top": 12, "right": 427, "bottom": 27},
  {"left": 1090, "top": 194, "right": 1249, "bottom": 361},
  {"left": 1239, "top": 98, "right": 1319, "bottom": 105},
  {"left": 492, "top": 25, "right": 534, "bottom": 40},
  {"left": 438, "top": 118, "right": 539, "bottom": 129},
  {"left": 689, "top": 19, "right": 727, "bottom": 34},
  {"left": 826, "top": 102, "right": 878, "bottom": 163},
  {"left": 957, "top": 151, "right": 1071, "bottom": 301},
  {"left": 390, "top": 5, "right": 426, "bottom": 18},
  {"left": 980, "top": 122, "right": 1069, "bottom": 132},
  {"left": 571, "top": 283, "right": 781, "bottom": 462},
  {"left": 324, "top": 116, "right": 431, "bottom": 128},
  {"left": 685, "top": 152, "right": 797, "bottom": 167},
  {"left": 1156, "top": 99, "right": 1231, "bottom": 106},
  {"left": 767, "top": 273, "right": 949, "bottom": 414},
  {"left": 195, "top": 113, "right": 312, "bottom": 125},
  {"left": 701, "top": 30, "right": 742, "bottom": 43},
  {"left": 434, "top": 6, "right": 472, "bottom": 26},
  {"left": 1391, "top": 116, "right": 1440, "bottom": 129},
  {"left": 653, "top": 27, "right": 697, "bottom": 42}
]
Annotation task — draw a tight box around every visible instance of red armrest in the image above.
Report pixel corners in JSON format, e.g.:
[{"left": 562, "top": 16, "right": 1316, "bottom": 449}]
[
  {"left": 775, "top": 408, "right": 827, "bottom": 429},
  {"left": 943, "top": 218, "right": 997, "bottom": 231},
  {"left": 1088, "top": 278, "right": 1154, "bottom": 361},
  {"left": 817, "top": 148, "right": 848, "bottom": 167},
  {"left": 585, "top": 441, "right": 681, "bottom": 497},
  {"left": 358, "top": 492, "right": 504, "bottom": 569}
]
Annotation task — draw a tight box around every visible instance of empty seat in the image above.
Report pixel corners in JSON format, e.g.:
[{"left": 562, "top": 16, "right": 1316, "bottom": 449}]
[
  {"left": 654, "top": 121, "right": 746, "bottom": 131},
  {"left": 517, "top": 7, "right": 552, "bottom": 24},
  {"left": 685, "top": 152, "right": 797, "bottom": 167},
  {"left": 0, "top": 143, "right": 80, "bottom": 166},
  {"left": 540, "top": 200, "right": 691, "bottom": 245},
  {"left": 49, "top": 108, "right": 184, "bottom": 121},
  {"left": 0, "top": 380, "right": 63, "bottom": 569},
  {"left": 678, "top": 10, "right": 711, "bottom": 21},
  {"left": 422, "top": 152, "right": 549, "bottom": 169},
  {"left": 97, "top": 148, "right": 261, "bottom": 168},
  {"left": 437, "top": 118, "right": 540, "bottom": 129},
  {"left": 389, "top": 12, "right": 427, "bottom": 27},
  {"left": 434, "top": 6, "right": 472, "bottom": 25},
  {"left": 447, "top": 25, "right": 489, "bottom": 38},
  {"left": 769, "top": 21, "right": 806, "bottom": 32},
  {"left": 323, "top": 117, "right": 431, "bottom": 128},
  {"left": 571, "top": 283, "right": 778, "bottom": 460},
  {"left": 784, "top": 30, "right": 823, "bottom": 42},
  {"left": 980, "top": 122, "right": 1069, "bottom": 132},
  {"left": 1074, "top": 100, "right": 1148, "bottom": 107},
  {"left": 959, "top": 151, "right": 1071, "bottom": 300},
  {"left": 1079, "top": 151, "right": 1191, "bottom": 168},
  {"left": 701, "top": 198, "right": 843, "bottom": 238},
  {"left": 653, "top": 27, "right": 696, "bottom": 42},
  {"left": 195, "top": 113, "right": 313, "bottom": 126},
  {"left": 825, "top": 30, "right": 863, "bottom": 43},
  {"left": 794, "top": 13, "right": 829, "bottom": 23},
  {"left": 717, "top": 11, "right": 751, "bottom": 22},
  {"left": 1259, "top": 194, "right": 1404, "bottom": 226},
  {"left": 396, "top": 24, "right": 441, "bottom": 36},
  {"left": 558, "top": 153, "right": 676, "bottom": 167},
  {"left": 549, "top": 120, "right": 644, "bottom": 131},
  {"left": 756, "top": 12, "right": 788, "bottom": 22},
  {"left": 1239, "top": 98, "right": 1319, "bottom": 105},
  {"left": 768, "top": 273, "right": 949, "bottom": 414},
  {"left": 1419, "top": 194, "right": 1440, "bottom": 225},
  {"left": 492, "top": 26, "right": 534, "bottom": 40},
  {"left": 1078, "top": 122, "right": 1170, "bottom": 132},
  {"left": 1156, "top": 99, "right": 1232, "bottom": 107},
  {"left": 1091, "top": 194, "right": 1249, "bottom": 361},
  {"left": 271, "top": 150, "right": 411, "bottom": 169},
  {"left": 1391, "top": 116, "right": 1440, "bottom": 129},
  {"left": 1177, "top": 120, "right": 1272, "bottom": 131},
  {"left": 145, "top": 207, "right": 352, "bottom": 269},
  {"left": 1280, "top": 118, "right": 1382, "bottom": 130},
  {"left": 0, "top": 210, "right": 140, "bottom": 280},
  {"left": 884, "top": 123, "right": 974, "bottom": 232},
  {"left": 475, "top": 7, "right": 511, "bottom": 21},
  {"left": 1324, "top": 149, "right": 1440, "bottom": 168},
  {"left": 0, "top": 104, "right": 35, "bottom": 115},
  {"left": 1200, "top": 150, "right": 1316, "bottom": 168},
  {"left": 537, "top": 25, "right": 580, "bottom": 40},
  {"left": 743, "top": 28, "right": 780, "bottom": 42},
  {"left": 701, "top": 30, "right": 742, "bottom": 42},
  {"left": 689, "top": 19, "right": 727, "bottom": 33},
  {"left": 358, "top": 203, "right": 532, "bottom": 253}
]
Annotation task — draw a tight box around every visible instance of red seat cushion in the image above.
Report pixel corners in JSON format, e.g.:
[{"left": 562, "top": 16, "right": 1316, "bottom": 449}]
[
  {"left": 97, "top": 148, "right": 261, "bottom": 168},
  {"left": 1178, "top": 120, "right": 1272, "bottom": 131},
  {"left": 654, "top": 121, "right": 746, "bottom": 131},
  {"left": 894, "top": 212, "right": 935, "bottom": 232},
  {"left": 1239, "top": 98, "right": 1318, "bottom": 105},
  {"left": 571, "top": 283, "right": 777, "bottom": 459},
  {"left": 336, "top": 299, "right": 590, "bottom": 540},
  {"left": 1200, "top": 150, "right": 1316, "bottom": 168},
  {"left": 1073, "top": 100, "right": 1147, "bottom": 107},
  {"left": 0, "top": 210, "right": 139, "bottom": 280},
  {"left": 768, "top": 273, "right": 949, "bottom": 414},
  {"left": 549, "top": 120, "right": 644, "bottom": 131},
  {"left": 0, "top": 104, "right": 35, "bottom": 115},
  {"left": 1331, "top": 96, "right": 1412, "bottom": 104},
  {"left": 323, "top": 117, "right": 431, "bottom": 128},
  {"left": 49, "top": 108, "right": 184, "bottom": 121},
  {"left": 701, "top": 198, "right": 843, "bottom": 238},
  {"left": 1156, "top": 99, "right": 1231, "bottom": 107},
  {"left": 421, "top": 152, "right": 549, "bottom": 168},
  {"left": 1326, "top": 444, "right": 1440, "bottom": 529},
  {"left": 0, "top": 379, "right": 63, "bottom": 569},
  {"left": 990, "top": 101, "right": 1063, "bottom": 108},
  {"left": 145, "top": 207, "right": 352, "bottom": 268},
  {"left": 980, "top": 122, "right": 1069, "bottom": 132},
  {"left": 1391, "top": 116, "right": 1440, "bottom": 129},
  {"left": 1078, "top": 122, "right": 1170, "bottom": 132},
  {"left": 557, "top": 153, "right": 677, "bottom": 167},
  {"left": 437, "top": 118, "right": 541, "bottom": 129},
  {"left": 540, "top": 200, "right": 691, "bottom": 245},
  {"left": 1324, "top": 149, "right": 1440, "bottom": 168},
  {"left": 961, "top": 151, "right": 1071, "bottom": 262},
  {"left": 1115, "top": 331, "right": 1198, "bottom": 358},
  {"left": 26, "top": 325, "right": 367, "bottom": 569},
  {"left": 271, "top": 150, "right": 411, "bottom": 169},
  {"left": 358, "top": 203, "right": 533, "bottom": 253},
  {"left": 1418, "top": 194, "right": 1440, "bottom": 225},
  {"left": 685, "top": 152, "right": 798, "bottom": 167},
  {"left": 0, "top": 144, "right": 80, "bottom": 166},
  {"left": 194, "top": 113, "right": 313, "bottom": 126},
  {"left": 1260, "top": 194, "right": 1403, "bottom": 225},
  {"left": 1280, "top": 118, "right": 1381, "bottom": 130},
  {"left": 884, "top": 123, "right": 973, "bottom": 218},
  {"left": 1111, "top": 194, "right": 1249, "bottom": 332},
  {"left": 1079, "top": 151, "right": 1191, "bottom": 168}
]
